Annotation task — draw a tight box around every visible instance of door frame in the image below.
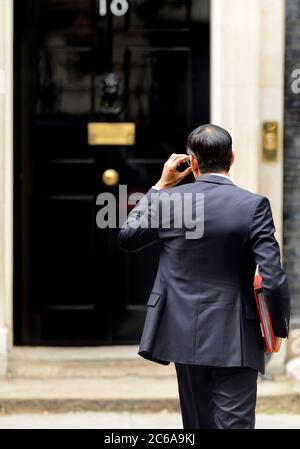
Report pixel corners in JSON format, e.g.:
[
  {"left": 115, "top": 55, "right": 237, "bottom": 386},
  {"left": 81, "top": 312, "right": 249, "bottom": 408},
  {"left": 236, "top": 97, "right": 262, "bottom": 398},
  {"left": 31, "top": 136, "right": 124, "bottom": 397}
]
[{"left": 0, "top": 0, "right": 13, "bottom": 376}]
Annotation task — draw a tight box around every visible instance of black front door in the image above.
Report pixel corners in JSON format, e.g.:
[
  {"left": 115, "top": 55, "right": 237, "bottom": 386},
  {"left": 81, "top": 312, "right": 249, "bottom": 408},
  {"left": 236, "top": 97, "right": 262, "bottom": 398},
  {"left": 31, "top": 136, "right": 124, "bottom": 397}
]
[{"left": 14, "top": 0, "right": 210, "bottom": 345}]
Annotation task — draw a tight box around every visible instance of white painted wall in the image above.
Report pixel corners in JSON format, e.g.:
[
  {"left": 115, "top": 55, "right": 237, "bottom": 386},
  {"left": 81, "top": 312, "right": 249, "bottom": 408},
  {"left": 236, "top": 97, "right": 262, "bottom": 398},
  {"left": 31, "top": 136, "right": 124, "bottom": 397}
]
[
  {"left": 211, "top": 0, "right": 288, "bottom": 372},
  {"left": 211, "top": 0, "right": 285, "bottom": 247},
  {"left": 0, "top": 0, "right": 14, "bottom": 377}
]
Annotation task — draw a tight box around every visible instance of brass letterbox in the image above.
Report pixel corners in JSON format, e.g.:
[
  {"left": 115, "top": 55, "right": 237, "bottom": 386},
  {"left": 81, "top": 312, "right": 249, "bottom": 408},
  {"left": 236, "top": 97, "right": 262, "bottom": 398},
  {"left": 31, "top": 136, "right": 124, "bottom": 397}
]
[{"left": 88, "top": 123, "right": 136, "bottom": 146}]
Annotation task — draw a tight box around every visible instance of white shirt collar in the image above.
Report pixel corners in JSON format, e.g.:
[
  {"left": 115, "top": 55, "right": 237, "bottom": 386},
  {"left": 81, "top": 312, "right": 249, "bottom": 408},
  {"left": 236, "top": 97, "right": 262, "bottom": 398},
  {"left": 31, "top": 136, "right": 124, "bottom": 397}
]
[{"left": 207, "top": 173, "right": 231, "bottom": 180}]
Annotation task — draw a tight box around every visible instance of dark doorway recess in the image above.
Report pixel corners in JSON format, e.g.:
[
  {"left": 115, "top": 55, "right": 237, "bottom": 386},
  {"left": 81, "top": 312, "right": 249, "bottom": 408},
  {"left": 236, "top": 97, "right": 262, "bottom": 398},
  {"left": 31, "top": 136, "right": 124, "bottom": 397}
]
[{"left": 14, "top": 0, "right": 210, "bottom": 345}]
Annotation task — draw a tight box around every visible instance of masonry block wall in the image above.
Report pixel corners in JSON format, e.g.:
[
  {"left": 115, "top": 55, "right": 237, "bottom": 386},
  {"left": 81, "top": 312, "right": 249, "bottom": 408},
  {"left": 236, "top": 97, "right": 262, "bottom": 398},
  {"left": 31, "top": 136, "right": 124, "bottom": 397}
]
[{"left": 284, "top": 0, "right": 300, "bottom": 321}]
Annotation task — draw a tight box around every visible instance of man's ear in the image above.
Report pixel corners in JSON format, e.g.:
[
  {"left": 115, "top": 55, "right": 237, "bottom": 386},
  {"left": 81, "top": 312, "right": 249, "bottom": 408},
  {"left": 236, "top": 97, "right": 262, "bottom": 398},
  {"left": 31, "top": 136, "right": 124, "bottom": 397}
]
[
  {"left": 230, "top": 151, "right": 235, "bottom": 167},
  {"left": 190, "top": 155, "right": 201, "bottom": 178},
  {"left": 191, "top": 155, "right": 199, "bottom": 171}
]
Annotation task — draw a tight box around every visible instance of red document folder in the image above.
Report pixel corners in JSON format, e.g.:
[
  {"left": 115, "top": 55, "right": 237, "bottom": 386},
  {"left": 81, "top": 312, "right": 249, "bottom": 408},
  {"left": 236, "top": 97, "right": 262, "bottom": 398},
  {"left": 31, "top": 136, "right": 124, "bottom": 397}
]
[{"left": 253, "top": 274, "right": 278, "bottom": 353}]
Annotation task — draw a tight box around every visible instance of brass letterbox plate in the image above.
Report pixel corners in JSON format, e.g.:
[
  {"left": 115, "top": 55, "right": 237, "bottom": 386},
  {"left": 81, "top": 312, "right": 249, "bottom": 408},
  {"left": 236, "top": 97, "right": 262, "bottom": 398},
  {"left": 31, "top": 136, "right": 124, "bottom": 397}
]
[
  {"left": 262, "top": 122, "right": 278, "bottom": 162},
  {"left": 88, "top": 123, "right": 136, "bottom": 146}
]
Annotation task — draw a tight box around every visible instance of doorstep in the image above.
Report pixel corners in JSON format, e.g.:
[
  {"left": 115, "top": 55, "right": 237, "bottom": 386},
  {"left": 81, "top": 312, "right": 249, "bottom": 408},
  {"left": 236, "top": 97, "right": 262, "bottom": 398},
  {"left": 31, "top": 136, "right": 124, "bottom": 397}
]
[
  {"left": 0, "top": 374, "right": 299, "bottom": 415},
  {"left": 7, "top": 346, "right": 174, "bottom": 378},
  {"left": 2, "top": 346, "right": 299, "bottom": 415}
]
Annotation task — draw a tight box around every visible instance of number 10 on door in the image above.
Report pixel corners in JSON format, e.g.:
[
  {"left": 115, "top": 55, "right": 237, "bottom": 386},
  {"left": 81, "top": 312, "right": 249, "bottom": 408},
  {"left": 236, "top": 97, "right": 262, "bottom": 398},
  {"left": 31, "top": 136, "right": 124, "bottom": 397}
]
[{"left": 99, "top": 0, "right": 129, "bottom": 17}]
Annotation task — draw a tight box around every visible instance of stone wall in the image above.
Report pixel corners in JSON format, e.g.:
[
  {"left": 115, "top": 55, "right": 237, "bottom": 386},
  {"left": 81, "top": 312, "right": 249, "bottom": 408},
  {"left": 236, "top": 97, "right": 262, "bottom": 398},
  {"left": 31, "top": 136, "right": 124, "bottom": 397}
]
[{"left": 284, "top": 0, "right": 300, "bottom": 322}]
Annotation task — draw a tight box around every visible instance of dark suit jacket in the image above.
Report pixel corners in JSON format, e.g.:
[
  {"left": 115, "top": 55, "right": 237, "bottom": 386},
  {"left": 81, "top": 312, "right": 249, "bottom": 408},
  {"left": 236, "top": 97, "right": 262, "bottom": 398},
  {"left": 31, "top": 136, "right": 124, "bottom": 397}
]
[{"left": 118, "top": 174, "right": 291, "bottom": 374}]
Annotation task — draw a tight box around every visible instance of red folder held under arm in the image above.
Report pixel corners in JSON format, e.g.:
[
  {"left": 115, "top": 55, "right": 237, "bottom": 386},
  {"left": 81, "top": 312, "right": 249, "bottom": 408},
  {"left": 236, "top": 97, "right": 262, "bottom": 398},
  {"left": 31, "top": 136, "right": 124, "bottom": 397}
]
[{"left": 253, "top": 274, "right": 278, "bottom": 353}]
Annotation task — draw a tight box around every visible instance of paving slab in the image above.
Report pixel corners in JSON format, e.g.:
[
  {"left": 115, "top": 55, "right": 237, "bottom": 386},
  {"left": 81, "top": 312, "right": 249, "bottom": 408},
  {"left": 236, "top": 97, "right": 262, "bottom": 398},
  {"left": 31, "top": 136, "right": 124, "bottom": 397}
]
[{"left": 0, "top": 412, "right": 299, "bottom": 429}]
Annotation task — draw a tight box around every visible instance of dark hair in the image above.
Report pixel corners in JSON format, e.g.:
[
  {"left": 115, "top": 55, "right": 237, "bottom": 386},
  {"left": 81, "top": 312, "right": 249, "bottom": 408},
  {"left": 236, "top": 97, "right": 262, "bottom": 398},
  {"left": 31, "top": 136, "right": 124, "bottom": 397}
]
[{"left": 187, "top": 124, "right": 233, "bottom": 174}]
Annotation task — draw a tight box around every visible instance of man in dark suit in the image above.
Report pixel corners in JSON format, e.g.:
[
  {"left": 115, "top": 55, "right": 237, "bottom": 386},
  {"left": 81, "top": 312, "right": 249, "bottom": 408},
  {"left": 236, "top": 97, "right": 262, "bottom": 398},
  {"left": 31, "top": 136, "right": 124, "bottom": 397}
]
[{"left": 118, "top": 124, "right": 291, "bottom": 429}]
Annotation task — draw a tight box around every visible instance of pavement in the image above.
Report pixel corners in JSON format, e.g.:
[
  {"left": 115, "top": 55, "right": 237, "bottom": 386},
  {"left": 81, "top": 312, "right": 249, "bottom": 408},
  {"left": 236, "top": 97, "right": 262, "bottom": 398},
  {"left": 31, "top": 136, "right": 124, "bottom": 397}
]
[{"left": 0, "top": 412, "right": 299, "bottom": 429}]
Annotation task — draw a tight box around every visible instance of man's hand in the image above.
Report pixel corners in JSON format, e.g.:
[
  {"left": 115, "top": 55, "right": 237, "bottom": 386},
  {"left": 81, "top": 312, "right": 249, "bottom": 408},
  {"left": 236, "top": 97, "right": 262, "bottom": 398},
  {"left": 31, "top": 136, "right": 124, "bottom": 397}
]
[{"left": 155, "top": 154, "right": 193, "bottom": 190}]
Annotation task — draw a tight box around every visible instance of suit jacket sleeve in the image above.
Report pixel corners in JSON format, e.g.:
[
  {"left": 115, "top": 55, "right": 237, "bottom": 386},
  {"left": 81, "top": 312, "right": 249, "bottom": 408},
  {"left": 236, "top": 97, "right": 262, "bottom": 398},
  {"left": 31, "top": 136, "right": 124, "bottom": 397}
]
[
  {"left": 249, "top": 196, "right": 291, "bottom": 338},
  {"left": 118, "top": 188, "right": 160, "bottom": 252}
]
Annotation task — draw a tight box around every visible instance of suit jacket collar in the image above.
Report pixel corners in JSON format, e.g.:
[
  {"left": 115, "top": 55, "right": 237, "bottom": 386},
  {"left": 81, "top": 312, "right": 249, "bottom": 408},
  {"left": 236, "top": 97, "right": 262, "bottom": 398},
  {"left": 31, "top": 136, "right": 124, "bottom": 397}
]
[{"left": 194, "top": 173, "right": 235, "bottom": 186}]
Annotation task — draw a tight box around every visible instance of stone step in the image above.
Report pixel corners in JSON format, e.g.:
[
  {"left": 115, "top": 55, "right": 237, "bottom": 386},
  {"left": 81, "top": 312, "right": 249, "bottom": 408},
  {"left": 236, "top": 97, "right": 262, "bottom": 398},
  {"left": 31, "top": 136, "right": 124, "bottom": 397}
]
[
  {"left": 5, "top": 347, "right": 300, "bottom": 416},
  {"left": 0, "top": 376, "right": 299, "bottom": 415},
  {"left": 8, "top": 346, "right": 174, "bottom": 379}
]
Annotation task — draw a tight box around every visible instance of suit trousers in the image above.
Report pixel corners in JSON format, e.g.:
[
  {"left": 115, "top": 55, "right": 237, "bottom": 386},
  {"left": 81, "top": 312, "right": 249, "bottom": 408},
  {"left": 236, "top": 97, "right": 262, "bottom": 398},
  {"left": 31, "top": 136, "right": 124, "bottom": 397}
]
[{"left": 174, "top": 363, "right": 258, "bottom": 429}]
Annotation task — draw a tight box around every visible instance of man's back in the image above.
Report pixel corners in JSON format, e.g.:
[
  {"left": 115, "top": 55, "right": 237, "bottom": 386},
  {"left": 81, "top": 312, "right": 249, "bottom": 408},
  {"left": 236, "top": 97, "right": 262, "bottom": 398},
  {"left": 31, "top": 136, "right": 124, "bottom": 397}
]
[{"left": 118, "top": 174, "right": 290, "bottom": 374}]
